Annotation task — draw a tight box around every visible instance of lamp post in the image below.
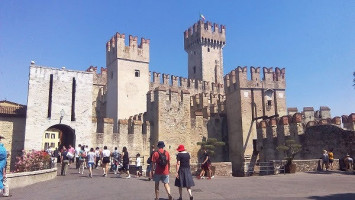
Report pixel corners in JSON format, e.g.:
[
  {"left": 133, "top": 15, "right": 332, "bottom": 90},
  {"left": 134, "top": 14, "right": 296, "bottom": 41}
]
[{"left": 60, "top": 109, "right": 65, "bottom": 124}]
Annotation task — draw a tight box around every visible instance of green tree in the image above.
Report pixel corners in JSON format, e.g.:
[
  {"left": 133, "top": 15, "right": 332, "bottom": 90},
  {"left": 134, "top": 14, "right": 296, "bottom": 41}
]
[
  {"left": 276, "top": 139, "right": 302, "bottom": 165},
  {"left": 197, "top": 137, "right": 225, "bottom": 156}
]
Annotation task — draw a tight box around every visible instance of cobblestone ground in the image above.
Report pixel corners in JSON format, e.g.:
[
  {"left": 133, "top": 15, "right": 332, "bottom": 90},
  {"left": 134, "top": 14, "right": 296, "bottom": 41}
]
[{"left": 10, "top": 166, "right": 355, "bottom": 200}]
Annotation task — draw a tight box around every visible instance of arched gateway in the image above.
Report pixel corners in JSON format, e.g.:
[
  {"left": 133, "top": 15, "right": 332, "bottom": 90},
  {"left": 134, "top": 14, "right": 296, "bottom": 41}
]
[{"left": 43, "top": 124, "right": 75, "bottom": 150}]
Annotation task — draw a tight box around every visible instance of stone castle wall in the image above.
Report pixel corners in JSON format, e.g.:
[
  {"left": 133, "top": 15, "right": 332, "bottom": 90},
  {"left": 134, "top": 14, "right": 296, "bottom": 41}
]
[
  {"left": 257, "top": 113, "right": 355, "bottom": 163},
  {"left": 0, "top": 116, "right": 26, "bottom": 171},
  {"left": 24, "top": 65, "right": 93, "bottom": 150},
  {"left": 225, "top": 66, "right": 287, "bottom": 176}
]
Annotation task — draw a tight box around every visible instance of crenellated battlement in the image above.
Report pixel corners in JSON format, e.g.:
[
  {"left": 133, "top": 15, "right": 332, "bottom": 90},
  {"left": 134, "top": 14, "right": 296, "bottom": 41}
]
[
  {"left": 184, "top": 20, "right": 226, "bottom": 51},
  {"left": 149, "top": 71, "right": 224, "bottom": 95},
  {"left": 224, "top": 66, "right": 286, "bottom": 93},
  {"left": 256, "top": 113, "right": 355, "bottom": 135},
  {"left": 106, "top": 32, "right": 150, "bottom": 65},
  {"left": 190, "top": 92, "right": 226, "bottom": 118},
  {"left": 86, "top": 66, "right": 107, "bottom": 86}
]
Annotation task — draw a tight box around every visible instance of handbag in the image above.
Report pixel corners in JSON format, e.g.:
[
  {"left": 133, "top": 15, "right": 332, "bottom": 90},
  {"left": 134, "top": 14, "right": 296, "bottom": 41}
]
[{"left": 67, "top": 152, "right": 74, "bottom": 159}]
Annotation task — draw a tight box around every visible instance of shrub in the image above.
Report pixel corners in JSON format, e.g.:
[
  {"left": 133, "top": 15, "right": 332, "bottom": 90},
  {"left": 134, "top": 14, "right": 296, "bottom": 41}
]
[{"left": 15, "top": 150, "right": 51, "bottom": 172}]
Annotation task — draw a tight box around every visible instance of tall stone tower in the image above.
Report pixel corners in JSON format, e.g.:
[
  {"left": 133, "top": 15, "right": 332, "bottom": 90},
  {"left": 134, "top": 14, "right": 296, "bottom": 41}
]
[
  {"left": 106, "top": 33, "right": 150, "bottom": 131},
  {"left": 184, "top": 20, "right": 226, "bottom": 85},
  {"left": 225, "top": 67, "right": 287, "bottom": 176}
]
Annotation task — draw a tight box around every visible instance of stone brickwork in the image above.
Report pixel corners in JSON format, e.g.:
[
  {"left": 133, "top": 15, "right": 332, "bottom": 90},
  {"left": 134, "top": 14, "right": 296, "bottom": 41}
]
[
  {"left": 0, "top": 101, "right": 26, "bottom": 171},
  {"left": 257, "top": 114, "right": 355, "bottom": 163},
  {"left": 106, "top": 33, "right": 150, "bottom": 132},
  {"left": 225, "top": 66, "right": 287, "bottom": 176},
  {"left": 184, "top": 20, "right": 226, "bottom": 85},
  {"left": 25, "top": 65, "right": 93, "bottom": 150}
]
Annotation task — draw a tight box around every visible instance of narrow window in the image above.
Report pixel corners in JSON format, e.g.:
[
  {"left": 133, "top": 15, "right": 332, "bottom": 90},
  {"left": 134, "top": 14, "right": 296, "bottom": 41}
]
[
  {"left": 135, "top": 70, "right": 140, "bottom": 77},
  {"left": 193, "top": 66, "right": 196, "bottom": 74},
  {"left": 45, "top": 143, "right": 49, "bottom": 150},
  {"left": 267, "top": 100, "right": 272, "bottom": 106},
  {"left": 45, "top": 133, "right": 49, "bottom": 138},
  {"left": 194, "top": 51, "right": 196, "bottom": 55},
  {"left": 51, "top": 134, "right": 55, "bottom": 139},
  {"left": 51, "top": 143, "right": 55, "bottom": 148},
  {"left": 208, "top": 48, "right": 210, "bottom": 52},
  {"left": 71, "top": 78, "right": 76, "bottom": 121},
  {"left": 48, "top": 74, "right": 53, "bottom": 118}
]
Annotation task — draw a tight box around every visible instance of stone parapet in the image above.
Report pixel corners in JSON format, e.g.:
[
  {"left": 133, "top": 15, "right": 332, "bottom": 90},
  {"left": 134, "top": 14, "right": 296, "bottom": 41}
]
[{"left": 8, "top": 168, "right": 57, "bottom": 189}]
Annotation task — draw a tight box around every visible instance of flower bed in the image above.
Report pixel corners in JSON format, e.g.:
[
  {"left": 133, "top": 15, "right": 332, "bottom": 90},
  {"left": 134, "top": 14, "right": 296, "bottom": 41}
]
[{"left": 15, "top": 150, "right": 51, "bottom": 172}]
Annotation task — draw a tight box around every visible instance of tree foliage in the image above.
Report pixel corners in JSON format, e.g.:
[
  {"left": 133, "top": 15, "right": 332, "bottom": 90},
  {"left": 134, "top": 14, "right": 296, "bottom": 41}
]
[
  {"left": 277, "top": 139, "right": 302, "bottom": 164},
  {"left": 197, "top": 137, "right": 225, "bottom": 156}
]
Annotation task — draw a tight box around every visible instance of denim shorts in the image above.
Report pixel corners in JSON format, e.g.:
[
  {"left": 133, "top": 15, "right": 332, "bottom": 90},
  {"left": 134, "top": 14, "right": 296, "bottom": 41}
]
[
  {"left": 88, "top": 162, "right": 94, "bottom": 168},
  {"left": 153, "top": 174, "right": 169, "bottom": 184}
]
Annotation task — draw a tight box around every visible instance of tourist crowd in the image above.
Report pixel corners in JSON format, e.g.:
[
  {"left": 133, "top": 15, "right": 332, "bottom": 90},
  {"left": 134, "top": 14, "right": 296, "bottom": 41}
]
[{"left": 55, "top": 141, "right": 215, "bottom": 200}]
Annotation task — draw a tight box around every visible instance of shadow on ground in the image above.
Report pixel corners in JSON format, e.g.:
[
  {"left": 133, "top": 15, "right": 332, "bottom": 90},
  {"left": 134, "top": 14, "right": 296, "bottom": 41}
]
[
  {"left": 305, "top": 170, "right": 354, "bottom": 176},
  {"left": 308, "top": 193, "right": 355, "bottom": 200}
]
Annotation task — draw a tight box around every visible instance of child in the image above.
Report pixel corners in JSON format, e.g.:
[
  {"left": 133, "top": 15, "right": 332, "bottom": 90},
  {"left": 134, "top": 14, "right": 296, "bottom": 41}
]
[{"left": 136, "top": 153, "right": 142, "bottom": 177}]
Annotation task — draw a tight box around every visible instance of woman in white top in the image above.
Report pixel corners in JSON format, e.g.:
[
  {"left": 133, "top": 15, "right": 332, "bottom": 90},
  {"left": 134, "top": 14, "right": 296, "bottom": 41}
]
[
  {"left": 87, "top": 148, "right": 96, "bottom": 178},
  {"left": 136, "top": 153, "right": 142, "bottom": 177},
  {"left": 101, "top": 146, "right": 111, "bottom": 177}
]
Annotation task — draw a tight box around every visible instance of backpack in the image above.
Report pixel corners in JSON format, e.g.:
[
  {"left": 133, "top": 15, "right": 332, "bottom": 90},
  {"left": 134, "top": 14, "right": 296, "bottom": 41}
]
[{"left": 157, "top": 150, "right": 168, "bottom": 167}]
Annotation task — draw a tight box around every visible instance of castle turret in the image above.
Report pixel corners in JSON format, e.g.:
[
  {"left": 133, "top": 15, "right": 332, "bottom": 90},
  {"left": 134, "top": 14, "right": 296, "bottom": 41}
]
[
  {"left": 184, "top": 20, "right": 226, "bottom": 86},
  {"left": 106, "top": 32, "right": 150, "bottom": 131}
]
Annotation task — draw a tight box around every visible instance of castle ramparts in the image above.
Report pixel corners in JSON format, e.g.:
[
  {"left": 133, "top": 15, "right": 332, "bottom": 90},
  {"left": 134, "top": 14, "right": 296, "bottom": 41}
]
[
  {"left": 86, "top": 66, "right": 107, "bottom": 86},
  {"left": 106, "top": 32, "right": 150, "bottom": 64},
  {"left": 224, "top": 66, "right": 286, "bottom": 93},
  {"left": 256, "top": 113, "right": 355, "bottom": 162},
  {"left": 149, "top": 71, "right": 224, "bottom": 95},
  {"left": 184, "top": 20, "right": 226, "bottom": 50}
]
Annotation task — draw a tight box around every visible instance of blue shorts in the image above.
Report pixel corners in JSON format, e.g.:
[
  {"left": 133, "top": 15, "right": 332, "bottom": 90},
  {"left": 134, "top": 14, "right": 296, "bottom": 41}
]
[
  {"left": 153, "top": 174, "right": 169, "bottom": 184},
  {"left": 88, "top": 162, "right": 94, "bottom": 168}
]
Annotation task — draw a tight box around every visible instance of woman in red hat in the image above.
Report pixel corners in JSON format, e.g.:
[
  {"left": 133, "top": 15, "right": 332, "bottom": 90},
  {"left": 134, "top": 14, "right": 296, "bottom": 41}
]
[{"left": 175, "top": 144, "right": 194, "bottom": 200}]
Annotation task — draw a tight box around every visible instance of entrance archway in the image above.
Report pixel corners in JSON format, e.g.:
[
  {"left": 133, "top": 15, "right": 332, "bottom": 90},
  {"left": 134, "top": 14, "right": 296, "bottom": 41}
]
[{"left": 44, "top": 124, "right": 75, "bottom": 150}]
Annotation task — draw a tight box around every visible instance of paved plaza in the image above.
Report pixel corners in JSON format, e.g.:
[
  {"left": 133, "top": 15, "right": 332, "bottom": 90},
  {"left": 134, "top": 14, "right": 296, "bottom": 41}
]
[{"left": 10, "top": 167, "right": 355, "bottom": 200}]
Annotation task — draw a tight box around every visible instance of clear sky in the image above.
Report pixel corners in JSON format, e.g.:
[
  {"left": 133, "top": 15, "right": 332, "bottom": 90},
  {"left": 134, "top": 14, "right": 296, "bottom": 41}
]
[{"left": 0, "top": 0, "right": 354, "bottom": 117}]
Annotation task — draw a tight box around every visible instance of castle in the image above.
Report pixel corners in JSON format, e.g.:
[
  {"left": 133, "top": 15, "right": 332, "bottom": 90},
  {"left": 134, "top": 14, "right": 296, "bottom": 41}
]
[{"left": 1, "top": 19, "right": 354, "bottom": 175}]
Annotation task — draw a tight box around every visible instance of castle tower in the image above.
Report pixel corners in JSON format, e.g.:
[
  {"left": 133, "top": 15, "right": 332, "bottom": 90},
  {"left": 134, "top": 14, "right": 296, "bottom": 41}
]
[
  {"left": 106, "top": 33, "right": 150, "bottom": 131},
  {"left": 184, "top": 20, "right": 226, "bottom": 85},
  {"left": 225, "top": 66, "right": 286, "bottom": 176}
]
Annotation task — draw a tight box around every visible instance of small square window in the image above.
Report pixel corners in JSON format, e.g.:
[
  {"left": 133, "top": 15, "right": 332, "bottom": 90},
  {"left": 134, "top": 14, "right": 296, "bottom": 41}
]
[{"left": 135, "top": 70, "right": 140, "bottom": 77}]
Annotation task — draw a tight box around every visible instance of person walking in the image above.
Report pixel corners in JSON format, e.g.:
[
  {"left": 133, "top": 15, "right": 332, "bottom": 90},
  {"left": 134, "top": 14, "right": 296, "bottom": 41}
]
[
  {"left": 175, "top": 144, "right": 194, "bottom": 200},
  {"left": 87, "top": 148, "right": 96, "bottom": 178},
  {"left": 95, "top": 147, "right": 100, "bottom": 169},
  {"left": 121, "top": 146, "right": 130, "bottom": 178},
  {"left": 136, "top": 153, "right": 142, "bottom": 177},
  {"left": 112, "top": 147, "right": 121, "bottom": 175},
  {"left": 198, "top": 149, "right": 212, "bottom": 179},
  {"left": 78, "top": 146, "right": 87, "bottom": 174},
  {"left": 102, "top": 146, "right": 111, "bottom": 177},
  {"left": 75, "top": 144, "right": 82, "bottom": 169},
  {"left": 0, "top": 136, "right": 8, "bottom": 193},
  {"left": 147, "top": 145, "right": 155, "bottom": 181},
  {"left": 68, "top": 144, "right": 75, "bottom": 166},
  {"left": 152, "top": 141, "right": 173, "bottom": 200},
  {"left": 60, "top": 146, "right": 70, "bottom": 176}
]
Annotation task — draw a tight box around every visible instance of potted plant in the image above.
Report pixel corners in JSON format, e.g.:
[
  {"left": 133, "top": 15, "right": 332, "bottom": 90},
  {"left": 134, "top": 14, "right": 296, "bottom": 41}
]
[{"left": 276, "top": 139, "right": 302, "bottom": 173}]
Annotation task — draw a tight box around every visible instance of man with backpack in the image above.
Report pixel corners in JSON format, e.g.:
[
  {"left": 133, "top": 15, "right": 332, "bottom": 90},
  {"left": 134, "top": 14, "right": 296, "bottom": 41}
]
[{"left": 152, "top": 141, "right": 173, "bottom": 200}]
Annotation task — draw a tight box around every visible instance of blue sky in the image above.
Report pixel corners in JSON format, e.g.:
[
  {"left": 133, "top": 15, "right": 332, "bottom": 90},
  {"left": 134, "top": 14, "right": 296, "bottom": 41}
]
[{"left": 0, "top": 0, "right": 354, "bottom": 117}]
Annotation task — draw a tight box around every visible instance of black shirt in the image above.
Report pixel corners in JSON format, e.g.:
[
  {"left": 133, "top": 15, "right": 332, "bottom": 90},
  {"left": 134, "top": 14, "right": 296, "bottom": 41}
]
[{"left": 177, "top": 152, "right": 191, "bottom": 168}]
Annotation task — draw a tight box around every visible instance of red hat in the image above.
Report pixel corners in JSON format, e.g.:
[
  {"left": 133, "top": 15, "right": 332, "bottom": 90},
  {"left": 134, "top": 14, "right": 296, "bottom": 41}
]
[{"left": 176, "top": 145, "right": 185, "bottom": 152}]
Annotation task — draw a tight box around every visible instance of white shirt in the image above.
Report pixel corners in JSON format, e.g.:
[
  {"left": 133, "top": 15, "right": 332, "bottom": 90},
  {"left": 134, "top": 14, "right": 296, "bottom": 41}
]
[
  {"left": 75, "top": 147, "right": 81, "bottom": 157},
  {"left": 87, "top": 152, "right": 96, "bottom": 163},
  {"left": 102, "top": 149, "right": 110, "bottom": 157},
  {"left": 136, "top": 157, "right": 141, "bottom": 167}
]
